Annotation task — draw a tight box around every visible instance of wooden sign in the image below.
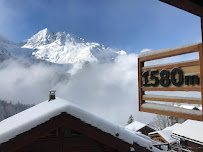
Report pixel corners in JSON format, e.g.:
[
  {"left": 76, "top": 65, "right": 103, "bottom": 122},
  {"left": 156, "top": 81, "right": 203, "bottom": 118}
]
[{"left": 138, "top": 43, "right": 203, "bottom": 121}]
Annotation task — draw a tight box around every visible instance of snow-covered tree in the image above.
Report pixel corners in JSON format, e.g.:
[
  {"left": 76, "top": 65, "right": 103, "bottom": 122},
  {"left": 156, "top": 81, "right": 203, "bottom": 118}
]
[
  {"left": 149, "top": 114, "right": 186, "bottom": 130},
  {"left": 127, "top": 115, "right": 134, "bottom": 125},
  {"left": 0, "top": 99, "right": 33, "bottom": 121}
]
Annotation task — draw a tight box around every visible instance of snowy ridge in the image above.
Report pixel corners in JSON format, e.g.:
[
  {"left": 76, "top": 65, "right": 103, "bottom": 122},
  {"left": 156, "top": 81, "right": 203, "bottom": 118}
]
[
  {"left": 23, "top": 28, "right": 56, "bottom": 48},
  {"left": 0, "top": 34, "right": 15, "bottom": 61},
  {"left": 0, "top": 97, "right": 160, "bottom": 152},
  {"left": 0, "top": 46, "right": 12, "bottom": 61},
  {"left": 0, "top": 28, "right": 126, "bottom": 74},
  {"left": 22, "top": 28, "right": 126, "bottom": 74},
  {"left": 0, "top": 33, "right": 34, "bottom": 60}
]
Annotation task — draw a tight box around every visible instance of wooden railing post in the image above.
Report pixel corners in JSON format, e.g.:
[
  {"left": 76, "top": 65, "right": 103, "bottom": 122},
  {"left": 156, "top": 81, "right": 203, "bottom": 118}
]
[
  {"left": 138, "top": 58, "right": 144, "bottom": 111},
  {"left": 201, "top": 17, "right": 203, "bottom": 120}
]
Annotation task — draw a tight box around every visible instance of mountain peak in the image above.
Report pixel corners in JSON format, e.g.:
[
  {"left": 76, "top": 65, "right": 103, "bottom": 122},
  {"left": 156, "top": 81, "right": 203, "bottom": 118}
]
[
  {"left": 39, "top": 28, "right": 52, "bottom": 35},
  {"left": 23, "top": 28, "right": 56, "bottom": 48},
  {"left": 21, "top": 28, "right": 126, "bottom": 74}
]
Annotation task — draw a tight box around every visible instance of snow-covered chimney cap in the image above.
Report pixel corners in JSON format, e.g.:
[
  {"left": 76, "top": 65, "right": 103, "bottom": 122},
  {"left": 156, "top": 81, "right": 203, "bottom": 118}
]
[{"left": 49, "top": 90, "right": 56, "bottom": 101}]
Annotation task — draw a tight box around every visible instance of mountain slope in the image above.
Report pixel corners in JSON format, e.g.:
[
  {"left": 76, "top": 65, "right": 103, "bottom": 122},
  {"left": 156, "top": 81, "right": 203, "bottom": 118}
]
[
  {"left": 0, "top": 35, "right": 14, "bottom": 61},
  {"left": 22, "top": 28, "right": 126, "bottom": 74},
  {"left": 0, "top": 28, "right": 126, "bottom": 74},
  {"left": 0, "top": 34, "right": 34, "bottom": 60}
]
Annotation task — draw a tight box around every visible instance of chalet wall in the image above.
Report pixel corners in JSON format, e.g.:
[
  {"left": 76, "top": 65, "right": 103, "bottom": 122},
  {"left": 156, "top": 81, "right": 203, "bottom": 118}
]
[
  {"left": 17, "top": 136, "right": 117, "bottom": 152},
  {"left": 184, "top": 141, "right": 203, "bottom": 152},
  {"left": 0, "top": 113, "right": 151, "bottom": 152}
]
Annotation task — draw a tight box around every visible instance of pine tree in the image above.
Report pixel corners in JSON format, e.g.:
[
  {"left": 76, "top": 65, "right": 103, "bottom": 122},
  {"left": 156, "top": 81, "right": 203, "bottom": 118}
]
[{"left": 0, "top": 99, "right": 33, "bottom": 121}]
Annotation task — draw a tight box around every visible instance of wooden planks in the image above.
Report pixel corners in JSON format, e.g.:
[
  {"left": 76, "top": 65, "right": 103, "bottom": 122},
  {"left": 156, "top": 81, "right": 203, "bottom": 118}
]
[
  {"left": 159, "top": 0, "right": 203, "bottom": 17},
  {"left": 138, "top": 58, "right": 144, "bottom": 111},
  {"left": 139, "top": 44, "right": 199, "bottom": 62},
  {"left": 198, "top": 43, "right": 203, "bottom": 120},
  {"left": 142, "top": 60, "right": 199, "bottom": 72},
  {"left": 141, "top": 106, "right": 203, "bottom": 121},
  {"left": 201, "top": 19, "right": 203, "bottom": 120},
  {"left": 142, "top": 87, "right": 201, "bottom": 91},
  {"left": 138, "top": 43, "right": 203, "bottom": 121},
  {"left": 141, "top": 65, "right": 201, "bottom": 90},
  {"left": 143, "top": 95, "right": 202, "bottom": 104}
]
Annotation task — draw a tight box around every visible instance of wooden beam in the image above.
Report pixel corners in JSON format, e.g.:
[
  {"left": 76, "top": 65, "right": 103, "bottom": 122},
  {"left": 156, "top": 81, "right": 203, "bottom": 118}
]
[
  {"left": 159, "top": 0, "right": 203, "bottom": 17},
  {"left": 138, "top": 58, "right": 145, "bottom": 111},
  {"left": 142, "top": 86, "right": 201, "bottom": 91},
  {"left": 202, "top": 18, "right": 203, "bottom": 120},
  {"left": 139, "top": 44, "right": 199, "bottom": 62},
  {"left": 141, "top": 107, "right": 203, "bottom": 121},
  {"left": 199, "top": 20, "right": 203, "bottom": 120},
  {"left": 143, "top": 94, "right": 202, "bottom": 104},
  {"left": 142, "top": 60, "right": 199, "bottom": 72}
]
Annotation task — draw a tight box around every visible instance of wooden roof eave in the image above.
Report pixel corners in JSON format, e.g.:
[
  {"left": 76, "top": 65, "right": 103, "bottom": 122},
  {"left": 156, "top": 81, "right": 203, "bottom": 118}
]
[
  {"left": 0, "top": 113, "right": 150, "bottom": 152},
  {"left": 159, "top": 0, "right": 203, "bottom": 17}
]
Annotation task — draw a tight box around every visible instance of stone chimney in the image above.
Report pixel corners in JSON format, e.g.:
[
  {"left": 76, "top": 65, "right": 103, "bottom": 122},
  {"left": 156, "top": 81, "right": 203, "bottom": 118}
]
[{"left": 49, "top": 91, "right": 56, "bottom": 101}]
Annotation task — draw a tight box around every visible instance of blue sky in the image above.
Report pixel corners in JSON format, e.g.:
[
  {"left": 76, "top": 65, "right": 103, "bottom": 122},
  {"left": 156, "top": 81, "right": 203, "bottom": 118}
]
[{"left": 0, "top": 0, "right": 201, "bottom": 53}]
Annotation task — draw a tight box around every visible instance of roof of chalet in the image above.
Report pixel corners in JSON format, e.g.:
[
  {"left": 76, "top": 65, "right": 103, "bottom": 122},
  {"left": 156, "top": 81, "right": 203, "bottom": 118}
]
[
  {"left": 125, "top": 121, "right": 155, "bottom": 134},
  {"left": 125, "top": 121, "right": 147, "bottom": 132},
  {"left": 0, "top": 97, "right": 161, "bottom": 152},
  {"left": 172, "top": 120, "right": 203, "bottom": 144},
  {"left": 149, "top": 123, "right": 181, "bottom": 144}
]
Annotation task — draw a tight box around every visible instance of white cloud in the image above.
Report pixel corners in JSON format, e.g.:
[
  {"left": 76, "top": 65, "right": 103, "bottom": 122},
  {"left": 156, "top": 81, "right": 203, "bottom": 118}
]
[
  {"left": 1, "top": 48, "right": 199, "bottom": 125},
  {"left": 140, "top": 48, "right": 152, "bottom": 53},
  {"left": 0, "top": 55, "right": 155, "bottom": 125}
]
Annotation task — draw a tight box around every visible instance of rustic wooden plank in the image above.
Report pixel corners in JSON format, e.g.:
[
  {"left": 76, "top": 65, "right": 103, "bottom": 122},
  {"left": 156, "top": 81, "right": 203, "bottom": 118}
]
[
  {"left": 198, "top": 44, "right": 203, "bottom": 121},
  {"left": 142, "top": 81, "right": 200, "bottom": 91},
  {"left": 141, "top": 64, "right": 201, "bottom": 91},
  {"left": 142, "top": 87, "right": 201, "bottom": 91},
  {"left": 201, "top": 19, "right": 203, "bottom": 121},
  {"left": 142, "top": 73, "right": 200, "bottom": 83},
  {"left": 140, "top": 107, "right": 202, "bottom": 121},
  {"left": 142, "top": 65, "right": 200, "bottom": 80},
  {"left": 159, "top": 0, "right": 203, "bottom": 17},
  {"left": 138, "top": 58, "right": 145, "bottom": 111},
  {"left": 143, "top": 94, "right": 202, "bottom": 104},
  {"left": 142, "top": 60, "right": 199, "bottom": 72},
  {"left": 139, "top": 44, "right": 199, "bottom": 62}
]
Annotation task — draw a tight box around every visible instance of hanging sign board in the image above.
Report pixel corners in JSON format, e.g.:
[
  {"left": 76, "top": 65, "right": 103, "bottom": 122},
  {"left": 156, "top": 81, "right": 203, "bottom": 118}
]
[{"left": 138, "top": 43, "right": 203, "bottom": 121}]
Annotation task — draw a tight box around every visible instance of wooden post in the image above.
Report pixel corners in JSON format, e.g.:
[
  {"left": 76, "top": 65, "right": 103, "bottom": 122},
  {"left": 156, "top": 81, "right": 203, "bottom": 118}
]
[
  {"left": 201, "top": 17, "right": 203, "bottom": 120},
  {"left": 138, "top": 58, "right": 144, "bottom": 111}
]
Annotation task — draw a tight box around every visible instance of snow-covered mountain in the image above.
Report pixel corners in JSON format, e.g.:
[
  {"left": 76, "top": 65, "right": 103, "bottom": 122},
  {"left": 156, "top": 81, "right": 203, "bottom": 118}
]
[
  {"left": 0, "top": 35, "right": 14, "bottom": 61},
  {"left": 0, "top": 28, "right": 126, "bottom": 74},
  {"left": 0, "top": 34, "right": 33, "bottom": 60}
]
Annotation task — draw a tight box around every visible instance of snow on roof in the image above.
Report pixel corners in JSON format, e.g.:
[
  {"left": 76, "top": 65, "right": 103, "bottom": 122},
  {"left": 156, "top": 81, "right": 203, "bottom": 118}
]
[
  {"left": 125, "top": 121, "right": 146, "bottom": 132},
  {"left": 164, "top": 123, "right": 182, "bottom": 131},
  {"left": 158, "top": 130, "right": 176, "bottom": 144},
  {"left": 138, "top": 42, "right": 201, "bottom": 58},
  {"left": 175, "top": 104, "right": 202, "bottom": 110},
  {"left": 172, "top": 120, "right": 203, "bottom": 144},
  {"left": 0, "top": 97, "right": 161, "bottom": 152},
  {"left": 149, "top": 123, "right": 181, "bottom": 144}
]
